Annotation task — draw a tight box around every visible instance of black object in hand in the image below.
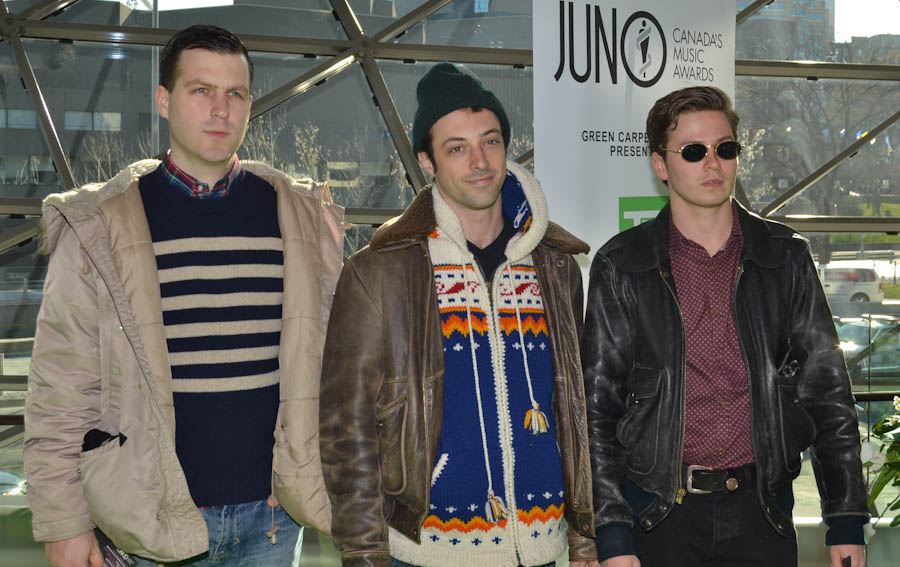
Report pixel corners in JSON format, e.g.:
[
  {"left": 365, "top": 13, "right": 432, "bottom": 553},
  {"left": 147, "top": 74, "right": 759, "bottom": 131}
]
[{"left": 82, "top": 429, "right": 127, "bottom": 452}]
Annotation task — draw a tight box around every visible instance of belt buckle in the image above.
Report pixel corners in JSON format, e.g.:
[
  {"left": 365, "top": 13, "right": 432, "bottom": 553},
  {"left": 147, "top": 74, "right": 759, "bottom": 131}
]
[{"left": 686, "top": 464, "right": 713, "bottom": 495}]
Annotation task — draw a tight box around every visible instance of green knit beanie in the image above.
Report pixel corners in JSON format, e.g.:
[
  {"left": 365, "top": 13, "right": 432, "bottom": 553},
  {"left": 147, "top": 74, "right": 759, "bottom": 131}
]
[{"left": 412, "top": 62, "right": 511, "bottom": 155}]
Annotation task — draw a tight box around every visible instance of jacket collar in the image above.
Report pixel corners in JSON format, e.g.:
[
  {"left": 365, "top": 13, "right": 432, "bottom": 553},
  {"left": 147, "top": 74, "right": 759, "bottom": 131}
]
[
  {"left": 40, "top": 159, "right": 328, "bottom": 254},
  {"left": 616, "top": 200, "right": 786, "bottom": 272},
  {"left": 369, "top": 163, "right": 588, "bottom": 256}
]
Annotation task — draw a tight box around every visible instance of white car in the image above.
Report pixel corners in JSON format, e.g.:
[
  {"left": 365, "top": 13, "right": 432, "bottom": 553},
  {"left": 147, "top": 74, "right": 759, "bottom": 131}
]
[{"left": 820, "top": 267, "right": 884, "bottom": 303}]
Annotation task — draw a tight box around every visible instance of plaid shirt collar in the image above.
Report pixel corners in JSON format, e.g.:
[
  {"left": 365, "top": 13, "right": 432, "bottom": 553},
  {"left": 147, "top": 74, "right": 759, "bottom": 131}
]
[{"left": 161, "top": 152, "right": 242, "bottom": 199}]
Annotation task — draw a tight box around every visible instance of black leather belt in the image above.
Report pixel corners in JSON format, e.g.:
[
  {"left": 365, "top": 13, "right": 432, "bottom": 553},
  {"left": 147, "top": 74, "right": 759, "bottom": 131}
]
[{"left": 684, "top": 463, "right": 756, "bottom": 494}]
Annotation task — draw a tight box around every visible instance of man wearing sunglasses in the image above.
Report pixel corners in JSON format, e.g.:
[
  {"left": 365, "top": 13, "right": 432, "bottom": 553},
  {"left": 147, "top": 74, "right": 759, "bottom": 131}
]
[{"left": 582, "top": 86, "right": 868, "bottom": 567}]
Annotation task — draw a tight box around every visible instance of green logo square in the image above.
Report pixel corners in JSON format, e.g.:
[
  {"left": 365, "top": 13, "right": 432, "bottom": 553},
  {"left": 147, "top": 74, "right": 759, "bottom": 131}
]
[{"left": 619, "top": 196, "right": 668, "bottom": 232}]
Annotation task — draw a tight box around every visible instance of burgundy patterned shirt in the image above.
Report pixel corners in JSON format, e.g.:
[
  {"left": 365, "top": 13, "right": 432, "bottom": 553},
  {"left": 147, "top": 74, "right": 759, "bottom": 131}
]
[{"left": 669, "top": 204, "right": 755, "bottom": 469}]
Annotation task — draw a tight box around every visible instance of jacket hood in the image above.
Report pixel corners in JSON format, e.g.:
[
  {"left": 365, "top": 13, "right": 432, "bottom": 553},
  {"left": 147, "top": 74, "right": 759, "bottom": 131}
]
[
  {"left": 40, "top": 159, "right": 323, "bottom": 255},
  {"left": 600, "top": 200, "right": 798, "bottom": 272},
  {"left": 370, "top": 160, "right": 588, "bottom": 256}
]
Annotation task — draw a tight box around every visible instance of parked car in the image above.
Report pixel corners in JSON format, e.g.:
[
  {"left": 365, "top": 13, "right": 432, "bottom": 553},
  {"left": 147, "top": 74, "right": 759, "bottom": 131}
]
[
  {"left": 820, "top": 267, "right": 884, "bottom": 303},
  {"left": 0, "top": 470, "right": 25, "bottom": 497}
]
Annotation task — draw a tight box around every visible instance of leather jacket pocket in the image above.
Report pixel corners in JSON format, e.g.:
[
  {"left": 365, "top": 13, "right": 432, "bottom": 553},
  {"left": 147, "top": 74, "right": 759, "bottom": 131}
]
[
  {"left": 377, "top": 395, "right": 408, "bottom": 495},
  {"left": 616, "top": 367, "right": 663, "bottom": 475},
  {"left": 776, "top": 339, "right": 815, "bottom": 473}
]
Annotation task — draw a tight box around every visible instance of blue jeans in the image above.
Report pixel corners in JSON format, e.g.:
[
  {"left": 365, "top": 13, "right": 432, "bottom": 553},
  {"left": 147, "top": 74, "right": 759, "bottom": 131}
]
[
  {"left": 390, "top": 559, "right": 554, "bottom": 567},
  {"left": 134, "top": 499, "right": 302, "bottom": 566}
]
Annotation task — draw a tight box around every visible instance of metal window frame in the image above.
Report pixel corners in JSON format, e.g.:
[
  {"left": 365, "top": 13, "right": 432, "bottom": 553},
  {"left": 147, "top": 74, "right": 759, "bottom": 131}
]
[{"left": 0, "top": 0, "right": 896, "bottom": 233}]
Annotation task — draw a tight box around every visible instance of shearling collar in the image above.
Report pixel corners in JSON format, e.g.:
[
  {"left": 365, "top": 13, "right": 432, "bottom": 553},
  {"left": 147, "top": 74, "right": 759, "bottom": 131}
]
[{"left": 369, "top": 164, "right": 588, "bottom": 256}]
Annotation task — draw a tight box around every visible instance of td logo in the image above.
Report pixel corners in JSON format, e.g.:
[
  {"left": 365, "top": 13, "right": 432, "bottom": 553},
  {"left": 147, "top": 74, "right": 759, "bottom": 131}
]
[{"left": 619, "top": 196, "right": 668, "bottom": 232}]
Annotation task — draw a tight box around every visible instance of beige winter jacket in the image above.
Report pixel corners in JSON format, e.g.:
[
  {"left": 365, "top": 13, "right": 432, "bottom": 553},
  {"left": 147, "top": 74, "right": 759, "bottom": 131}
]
[{"left": 24, "top": 160, "right": 343, "bottom": 562}]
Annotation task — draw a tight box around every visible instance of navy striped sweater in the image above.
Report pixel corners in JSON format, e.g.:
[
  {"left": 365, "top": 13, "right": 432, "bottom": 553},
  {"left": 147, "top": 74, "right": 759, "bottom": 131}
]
[{"left": 139, "top": 165, "right": 283, "bottom": 506}]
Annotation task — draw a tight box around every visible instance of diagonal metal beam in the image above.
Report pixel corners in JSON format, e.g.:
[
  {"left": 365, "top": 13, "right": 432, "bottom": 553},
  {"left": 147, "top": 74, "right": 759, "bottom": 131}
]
[
  {"left": 0, "top": 424, "right": 24, "bottom": 449},
  {"left": 760, "top": 108, "right": 900, "bottom": 217},
  {"left": 359, "top": 55, "right": 427, "bottom": 192},
  {"left": 515, "top": 149, "right": 534, "bottom": 167},
  {"left": 0, "top": 198, "right": 42, "bottom": 216},
  {"left": 736, "top": 0, "right": 775, "bottom": 26},
  {"left": 0, "top": 219, "right": 41, "bottom": 255},
  {"left": 371, "top": 0, "right": 453, "bottom": 44},
  {"left": 17, "top": 0, "right": 81, "bottom": 21},
  {"left": 330, "top": 0, "right": 365, "bottom": 44},
  {"left": 250, "top": 51, "right": 355, "bottom": 119},
  {"left": 734, "top": 179, "right": 752, "bottom": 211}
]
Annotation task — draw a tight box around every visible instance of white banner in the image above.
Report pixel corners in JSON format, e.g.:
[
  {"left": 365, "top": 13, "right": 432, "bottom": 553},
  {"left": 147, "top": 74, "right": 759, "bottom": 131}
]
[{"left": 534, "top": 0, "right": 736, "bottom": 254}]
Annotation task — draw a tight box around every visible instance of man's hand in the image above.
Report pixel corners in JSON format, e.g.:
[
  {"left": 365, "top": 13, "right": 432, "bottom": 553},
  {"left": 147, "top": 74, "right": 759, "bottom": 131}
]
[
  {"left": 266, "top": 493, "right": 279, "bottom": 508},
  {"left": 830, "top": 544, "right": 865, "bottom": 567},
  {"left": 601, "top": 555, "right": 641, "bottom": 567},
  {"left": 45, "top": 531, "right": 102, "bottom": 567}
]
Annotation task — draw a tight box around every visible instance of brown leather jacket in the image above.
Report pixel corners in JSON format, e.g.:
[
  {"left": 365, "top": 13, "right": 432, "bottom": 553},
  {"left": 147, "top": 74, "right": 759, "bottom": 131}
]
[{"left": 320, "top": 176, "right": 596, "bottom": 567}]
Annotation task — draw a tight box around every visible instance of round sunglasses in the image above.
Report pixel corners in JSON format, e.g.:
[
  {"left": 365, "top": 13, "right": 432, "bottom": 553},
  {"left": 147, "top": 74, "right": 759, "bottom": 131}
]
[{"left": 660, "top": 141, "right": 742, "bottom": 162}]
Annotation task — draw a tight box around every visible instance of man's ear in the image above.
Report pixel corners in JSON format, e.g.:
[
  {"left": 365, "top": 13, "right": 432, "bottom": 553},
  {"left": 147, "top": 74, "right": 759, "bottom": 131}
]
[
  {"left": 155, "top": 85, "right": 170, "bottom": 120},
  {"left": 651, "top": 151, "right": 669, "bottom": 183},
  {"left": 417, "top": 150, "right": 435, "bottom": 177}
]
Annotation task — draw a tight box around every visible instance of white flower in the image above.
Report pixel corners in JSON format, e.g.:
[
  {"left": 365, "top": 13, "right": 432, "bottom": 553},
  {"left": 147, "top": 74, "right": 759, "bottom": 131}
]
[
  {"left": 893, "top": 395, "right": 900, "bottom": 412},
  {"left": 864, "top": 522, "right": 877, "bottom": 540},
  {"left": 860, "top": 441, "right": 888, "bottom": 472}
]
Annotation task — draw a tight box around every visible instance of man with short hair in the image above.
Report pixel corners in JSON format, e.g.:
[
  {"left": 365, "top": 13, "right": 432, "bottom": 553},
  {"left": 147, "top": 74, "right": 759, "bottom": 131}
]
[
  {"left": 582, "top": 86, "right": 868, "bottom": 567},
  {"left": 25, "top": 24, "right": 342, "bottom": 567},
  {"left": 319, "top": 63, "right": 598, "bottom": 567}
]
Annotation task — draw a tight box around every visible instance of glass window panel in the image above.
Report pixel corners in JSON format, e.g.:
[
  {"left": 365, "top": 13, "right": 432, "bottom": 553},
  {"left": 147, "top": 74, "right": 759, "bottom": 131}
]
[
  {"left": 737, "top": 0, "right": 900, "bottom": 63},
  {"left": 44, "top": 0, "right": 346, "bottom": 40},
  {"left": 380, "top": 60, "right": 534, "bottom": 161},
  {"left": 735, "top": 77, "right": 899, "bottom": 215},
  {"left": 397, "top": 1, "right": 531, "bottom": 49},
  {"left": 0, "top": 45, "right": 62, "bottom": 199},
  {"left": 237, "top": 64, "right": 414, "bottom": 252},
  {"left": 25, "top": 39, "right": 156, "bottom": 187},
  {"left": 248, "top": 52, "right": 322, "bottom": 100},
  {"left": 64, "top": 110, "right": 94, "bottom": 130}
]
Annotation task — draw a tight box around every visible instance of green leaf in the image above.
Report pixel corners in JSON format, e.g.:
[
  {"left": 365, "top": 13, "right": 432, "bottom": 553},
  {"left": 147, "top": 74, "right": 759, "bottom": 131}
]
[
  {"left": 868, "top": 469, "right": 893, "bottom": 507},
  {"left": 891, "top": 515, "right": 900, "bottom": 527},
  {"left": 873, "top": 420, "right": 900, "bottom": 436}
]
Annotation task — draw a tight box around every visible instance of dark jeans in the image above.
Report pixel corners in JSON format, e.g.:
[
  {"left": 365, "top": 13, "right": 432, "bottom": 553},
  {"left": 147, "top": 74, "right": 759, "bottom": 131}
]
[
  {"left": 390, "top": 558, "right": 555, "bottom": 567},
  {"left": 632, "top": 487, "right": 797, "bottom": 567}
]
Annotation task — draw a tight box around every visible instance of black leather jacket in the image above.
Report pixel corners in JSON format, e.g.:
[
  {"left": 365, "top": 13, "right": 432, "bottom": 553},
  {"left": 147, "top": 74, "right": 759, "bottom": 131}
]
[{"left": 582, "top": 203, "right": 867, "bottom": 558}]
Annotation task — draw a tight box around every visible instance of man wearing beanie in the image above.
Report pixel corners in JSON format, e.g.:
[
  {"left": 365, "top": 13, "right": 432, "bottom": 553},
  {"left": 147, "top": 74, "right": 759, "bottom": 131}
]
[{"left": 320, "top": 62, "right": 599, "bottom": 567}]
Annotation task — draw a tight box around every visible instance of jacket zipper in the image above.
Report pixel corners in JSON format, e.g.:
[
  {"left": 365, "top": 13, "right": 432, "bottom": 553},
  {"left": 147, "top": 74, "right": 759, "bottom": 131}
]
[
  {"left": 731, "top": 264, "right": 760, "bottom": 500},
  {"left": 659, "top": 270, "right": 689, "bottom": 505},
  {"left": 419, "top": 243, "right": 432, "bottom": 541}
]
